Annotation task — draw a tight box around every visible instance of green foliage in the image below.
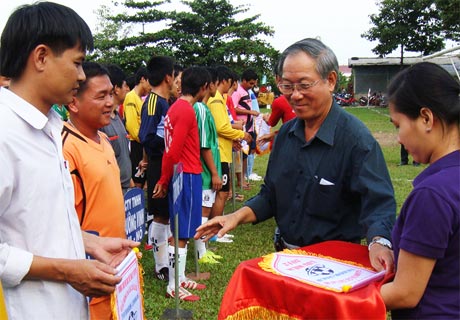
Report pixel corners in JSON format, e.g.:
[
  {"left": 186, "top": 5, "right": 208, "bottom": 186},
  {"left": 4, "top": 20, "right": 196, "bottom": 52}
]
[
  {"left": 435, "top": 0, "right": 460, "bottom": 40},
  {"left": 362, "top": 0, "right": 449, "bottom": 64},
  {"left": 89, "top": 0, "right": 279, "bottom": 77},
  {"left": 140, "top": 107, "right": 421, "bottom": 319},
  {"left": 336, "top": 71, "right": 350, "bottom": 93},
  {"left": 164, "top": 0, "right": 278, "bottom": 77},
  {"left": 88, "top": 0, "right": 171, "bottom": 74}
]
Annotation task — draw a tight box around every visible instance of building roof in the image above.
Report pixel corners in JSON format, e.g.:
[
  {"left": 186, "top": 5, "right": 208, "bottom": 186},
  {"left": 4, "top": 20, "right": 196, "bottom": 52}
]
[
  {"left": 348, "top": 46, "right": 460, "bottom": 76},
  {"left": 348, "top": 55, "right": 460, "bottom": 67}
]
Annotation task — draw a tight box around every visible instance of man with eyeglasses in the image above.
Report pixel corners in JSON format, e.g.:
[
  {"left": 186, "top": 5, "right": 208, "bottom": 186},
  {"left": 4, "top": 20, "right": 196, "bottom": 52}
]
[{"left": 196, "top": 38, "right": 396, "bottom": 274}]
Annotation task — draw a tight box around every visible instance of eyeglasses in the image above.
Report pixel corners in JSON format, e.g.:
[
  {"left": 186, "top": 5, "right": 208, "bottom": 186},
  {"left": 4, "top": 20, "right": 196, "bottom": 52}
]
[{"left": 277, "top": 80, "right": 320, "bottom": 94}]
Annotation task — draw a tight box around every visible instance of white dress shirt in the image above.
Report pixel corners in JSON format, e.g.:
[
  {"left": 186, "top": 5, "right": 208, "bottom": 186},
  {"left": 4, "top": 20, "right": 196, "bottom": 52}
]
[{"left": 0, "top": 88, "right": 88, "bottom": 319}]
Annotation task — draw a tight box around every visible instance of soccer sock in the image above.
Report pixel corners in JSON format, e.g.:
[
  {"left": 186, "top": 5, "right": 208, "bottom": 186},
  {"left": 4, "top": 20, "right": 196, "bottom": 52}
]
[
  {"left": 168, "top": 245, "right": 175, "bottom": 289},
  {"left": 168, "top": 245, "right": 187, "bottom": 288},
  {"left": 178, "top": 246, "right": 188, "bottom": 283},
  {"left": 195, "top": 217, "right": 208, "bottom": 259},
  {"left": 151, "top": 222, "right": 168, "bottom": 272},
  {"left": 147, "top": 222, "right": 153, "bottom": 245},
  {"left": 167, "top": 224, "right": 173, "bottom": 240}
]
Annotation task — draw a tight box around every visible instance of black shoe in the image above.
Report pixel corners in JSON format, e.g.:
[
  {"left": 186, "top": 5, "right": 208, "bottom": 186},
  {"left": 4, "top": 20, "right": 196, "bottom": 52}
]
[
  {"left": 412, "top": 162, "right": 420, "bottom": 167},
  {"left": 398, "top": 162, "right": 408, "bottom": 166},
  {"left": 155, "top": 267, "right": 169, "bottom": 281}
]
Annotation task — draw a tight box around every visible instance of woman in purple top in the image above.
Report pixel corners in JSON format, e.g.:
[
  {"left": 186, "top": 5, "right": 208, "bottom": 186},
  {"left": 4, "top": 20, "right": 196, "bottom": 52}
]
[{"left": 381, "top": 62, "right": 460, "bottom": 319}]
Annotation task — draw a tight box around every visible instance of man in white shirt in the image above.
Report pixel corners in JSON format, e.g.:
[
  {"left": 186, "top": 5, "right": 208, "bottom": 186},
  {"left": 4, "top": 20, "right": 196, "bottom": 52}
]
[{"left": 0, "top": 3, "right": 138, "bottom": 319}]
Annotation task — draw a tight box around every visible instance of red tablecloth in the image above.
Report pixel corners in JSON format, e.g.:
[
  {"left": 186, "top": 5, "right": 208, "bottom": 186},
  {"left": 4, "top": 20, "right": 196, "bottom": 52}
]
[{"left": 219, "top": 240, "right": 393, "bottom": 320}]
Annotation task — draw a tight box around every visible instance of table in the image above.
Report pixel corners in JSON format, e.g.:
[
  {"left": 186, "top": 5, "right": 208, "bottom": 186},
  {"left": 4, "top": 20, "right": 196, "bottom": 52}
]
[{"left": 219, "top": 240, "right": 393, "bottom": 320}]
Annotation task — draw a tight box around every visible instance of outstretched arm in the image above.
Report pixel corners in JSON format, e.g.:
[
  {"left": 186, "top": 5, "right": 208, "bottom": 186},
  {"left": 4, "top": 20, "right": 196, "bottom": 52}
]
[{"left": 194, "top": 206, "right": 257, "bottom": 241}]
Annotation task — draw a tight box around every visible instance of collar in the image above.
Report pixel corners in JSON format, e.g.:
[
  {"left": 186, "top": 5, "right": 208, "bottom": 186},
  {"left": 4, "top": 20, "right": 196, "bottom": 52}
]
[
  {"left": 0, "top": 88, "right": 53, "bottom": 130},
  {"left": 289, "top": 100, "right": 340, "bottom": 146},
  {"left": 214, "top": 90, "right": 225, "bottom": 102},
  {"left": 413, "top": 150, "right": 460, "bottom": 187}
]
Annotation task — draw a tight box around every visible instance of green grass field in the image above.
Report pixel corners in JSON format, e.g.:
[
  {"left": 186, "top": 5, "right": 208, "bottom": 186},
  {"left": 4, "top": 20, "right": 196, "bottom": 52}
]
[{"left": 141, "top": 106, "right": 424, "bottom": 319}]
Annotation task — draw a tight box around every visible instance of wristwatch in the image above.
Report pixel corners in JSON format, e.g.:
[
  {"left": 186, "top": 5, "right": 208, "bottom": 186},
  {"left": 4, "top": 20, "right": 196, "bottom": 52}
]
[{"left": 368, "top": 237, "right": 392, "bottom": 251}]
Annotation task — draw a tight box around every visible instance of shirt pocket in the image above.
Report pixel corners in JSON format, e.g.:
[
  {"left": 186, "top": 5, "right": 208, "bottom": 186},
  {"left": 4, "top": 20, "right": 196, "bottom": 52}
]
[{"left": 306, "top": 179, "right": 342, "bottom": 223}]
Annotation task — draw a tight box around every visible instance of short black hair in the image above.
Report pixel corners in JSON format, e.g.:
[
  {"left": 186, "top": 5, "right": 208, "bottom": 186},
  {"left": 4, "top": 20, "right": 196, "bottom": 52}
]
[
  {"left": 241, "top": 69, "right": 258, "bottom": 82},
  {"left": 0, "top": 2, "right": 93, "bottom": 79},
  {"left": 105, "top": 64, "right": 126, "bottom": 89},
  {"left": 126, "top": 74, "right": 136, "bottom": 90},
  {"left": 181, "top": 66, "right": 211, "bottom": 97},
  {"left": 146, "top": 56, "right": 174, "bottom": 86},
  {"left": 230, "top": 71, "right": 239, "bottom": 86},
  {"left": 215, "top": 65, "right": 233, "bottom": 83},
  {"left": 206, "top": 67, "right": 218, "bottom": 83},
  {"left": 134, "top": 67, "right": 149, "bottom": 85},
  {"left": 77, "top": 62, "right": 110, "bottom": 96},
  {"left": 173, "top": 64, "right": 184, "bottom": 78}
]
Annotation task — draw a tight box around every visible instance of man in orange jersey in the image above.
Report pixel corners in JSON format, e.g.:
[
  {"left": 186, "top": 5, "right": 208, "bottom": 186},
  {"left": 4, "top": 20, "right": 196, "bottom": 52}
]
[{"left": 63, "top": 61, "right": 127, "bottom": 320}]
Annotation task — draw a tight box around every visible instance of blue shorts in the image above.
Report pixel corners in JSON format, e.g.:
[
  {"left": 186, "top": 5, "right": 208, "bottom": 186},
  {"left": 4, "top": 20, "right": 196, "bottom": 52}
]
[{"left": 168, "top": 173, "right": 202, "bottom": 239}]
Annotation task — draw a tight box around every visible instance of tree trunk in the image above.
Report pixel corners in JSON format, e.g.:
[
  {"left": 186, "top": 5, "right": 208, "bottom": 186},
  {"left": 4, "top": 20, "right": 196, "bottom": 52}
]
[{"left": 399, "top": 43, "right": 404, "bottom": 69}]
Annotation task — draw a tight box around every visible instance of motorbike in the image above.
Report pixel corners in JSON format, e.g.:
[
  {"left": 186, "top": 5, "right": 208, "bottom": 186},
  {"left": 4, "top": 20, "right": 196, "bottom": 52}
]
[
  {"left": 334, "top": 92, "right": 357, "bottom": 106},
  {"left": 359, "top": 92, "right": 387, "bottom": 107}
]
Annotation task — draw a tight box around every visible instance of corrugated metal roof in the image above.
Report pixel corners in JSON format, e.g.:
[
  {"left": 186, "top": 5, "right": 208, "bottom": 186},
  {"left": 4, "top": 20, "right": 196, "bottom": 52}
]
[{"left": 349, "top": 55, "right": 460, "bottom": 67}]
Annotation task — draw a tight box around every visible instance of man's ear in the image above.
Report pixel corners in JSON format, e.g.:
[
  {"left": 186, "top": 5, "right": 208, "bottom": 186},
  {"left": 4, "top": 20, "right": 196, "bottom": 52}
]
[
  {"left": 67, "top": 96, "right": 79, "bottom": 113},
  {"left": 327, "top": 71, "right": 337, "bottom": 93},
  {"left": 32, "top": 44, "right": 51, "bottom": 72}
]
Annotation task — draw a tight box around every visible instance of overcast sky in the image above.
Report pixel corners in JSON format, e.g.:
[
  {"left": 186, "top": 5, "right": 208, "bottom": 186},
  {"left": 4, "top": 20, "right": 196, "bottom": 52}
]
[{"left": 0, "top": 0, "right": 403, "bottom": 65}]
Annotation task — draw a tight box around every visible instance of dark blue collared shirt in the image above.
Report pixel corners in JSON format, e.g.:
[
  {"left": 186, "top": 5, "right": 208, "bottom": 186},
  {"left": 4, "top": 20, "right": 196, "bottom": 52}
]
[{"left": 246, "top": 102, "right": 396, "bottom": 246}]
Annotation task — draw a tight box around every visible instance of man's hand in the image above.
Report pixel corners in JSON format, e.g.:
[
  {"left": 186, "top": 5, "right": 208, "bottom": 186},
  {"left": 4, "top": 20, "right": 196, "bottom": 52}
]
[
  {"left": 369, "top": 243, "right": 394, "bottom": 273},
  {"left": 65, "top": 259, "right": 122, "bottom": 297},
  {"left": 243, "top": 132, "right": 252, "bottom": 143},
  {"left": 138, "top": 159, "right": 148, "bottom": 171},
  {"left": 257, "top": 132, "right": 275, "bottom": 144},
  {"left": 82, "top": 232, "right": 139, "bottom": 267},
  {"left": 153, "top": 183, "right": 167, "bottom": 198},
  {"left": 232, "top": 140, "right": 242, "bottom": 151},
  {"left": 194, "top": 214, "right": 240, "bottom": 242},
  {"left": 211, "top": 173, "right": 222, "bottom": 191}
]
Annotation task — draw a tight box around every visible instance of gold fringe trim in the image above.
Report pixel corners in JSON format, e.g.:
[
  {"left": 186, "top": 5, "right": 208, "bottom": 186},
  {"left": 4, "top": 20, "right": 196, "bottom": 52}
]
[
  {"left": 258, "top": 249, "right": 373, "bottom": 293},
  {"left": 225, "top": 306, "right": 299, "bottom": 320},
  {"left": 111, "top": 249, "right": 145, "bottom": 320}
]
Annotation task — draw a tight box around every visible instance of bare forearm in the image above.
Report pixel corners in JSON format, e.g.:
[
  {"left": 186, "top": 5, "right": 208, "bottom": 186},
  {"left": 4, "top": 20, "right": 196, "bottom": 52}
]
[
  {"left": 201, "top": 149, "right": 218, "bottom": 176},
  {"left": 380, "top": 249, "right": 435, "bottom": 310},
  {"left": 25, "top": 256, "right": 71, "bottom": 282},
  {"left": 233, "top": 206, "right": 257, "bottom": 225}
]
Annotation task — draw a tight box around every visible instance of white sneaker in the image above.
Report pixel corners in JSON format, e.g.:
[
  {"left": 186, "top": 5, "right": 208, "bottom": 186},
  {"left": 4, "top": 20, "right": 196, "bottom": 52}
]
[
  {"left": 248, "top": 173, "right": 263, "bottom": 181},
  {"left": 215, "top": 236, "right": 233, "bottom": 243}
]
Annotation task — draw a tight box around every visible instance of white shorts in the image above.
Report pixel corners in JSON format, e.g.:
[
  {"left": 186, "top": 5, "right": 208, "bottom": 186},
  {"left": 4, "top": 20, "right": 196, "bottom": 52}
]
[{"left": 202, "top": 189, "right": 216, "bottom": 208}]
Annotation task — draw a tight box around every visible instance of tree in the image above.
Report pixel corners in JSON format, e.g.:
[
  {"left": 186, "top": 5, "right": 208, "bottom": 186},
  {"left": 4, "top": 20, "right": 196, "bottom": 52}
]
[
  {"left": 435, "top": 0, "right": 460, "bottom": 41},
  {"left": 90, "top": 0, "right": 279, "bottom": 79},
  {"left": 163, "top": 0, "right": 279, "bottom": 78},
  {"left": 362, "top": 0, "right": 446, "bottom": 64},
  {"left": 89, "top": 0, "right": 172, "bottom": 74}
]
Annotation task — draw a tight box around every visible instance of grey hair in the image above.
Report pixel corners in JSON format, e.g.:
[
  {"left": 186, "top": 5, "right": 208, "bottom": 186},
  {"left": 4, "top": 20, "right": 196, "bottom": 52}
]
[{"left": 277, "top": 38, "right": 339, "bottom": 83}]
